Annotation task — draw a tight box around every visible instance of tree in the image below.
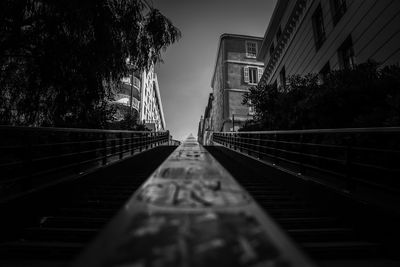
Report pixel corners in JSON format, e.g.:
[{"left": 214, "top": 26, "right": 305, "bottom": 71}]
[
  {"left": 0, "top": 0, "right": 180, "bottom": 128},
  {"left": 242, "top": 62, "right": 400, "bottom": 131}
]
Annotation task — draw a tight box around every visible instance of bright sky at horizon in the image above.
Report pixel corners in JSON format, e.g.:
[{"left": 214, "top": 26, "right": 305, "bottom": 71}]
[{"left": 152, "top": 0, "right": 277, "bottom": 141}]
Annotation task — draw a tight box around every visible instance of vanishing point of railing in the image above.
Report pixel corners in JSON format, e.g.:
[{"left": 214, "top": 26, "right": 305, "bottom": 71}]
[
  {"left": 213, "top": 128, "right": 400, "bottom": 209},
  {"left": 0, "top": 126, "right": 170, "bottom": 202}
]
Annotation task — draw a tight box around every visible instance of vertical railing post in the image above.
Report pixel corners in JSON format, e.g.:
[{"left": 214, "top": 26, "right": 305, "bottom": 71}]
[
  {"left": 119, "top": 132, "right": 123, "bottom": 159},
  {"left": 298, "top": 133, "right": 305, "bottom": 175},
  {"left": 139, "top": 134, "right": 142, "bottom": 152},
  {"left": 238, "top": 133, "right": 242, "bottom": 152},
  {"left": 344, "top": 134, "right": 355, "bottom": 192},
  {"left": 234, "top": 133, "right": 238, "bottom": 151},
  {"left": 131, "top": 133, "right": 134, "bottom": 155},
  {"left": 273, "top": 133, "right": 278, "bottom": 164},
  {"left": 102, "top": 133, "right": 107, "bottom": 165},
  {"left": 23, "top": 130, "right": 33, "bottom": 192},
  {"left": 77, "top": 132, "right": 82, "bottom": 173}
]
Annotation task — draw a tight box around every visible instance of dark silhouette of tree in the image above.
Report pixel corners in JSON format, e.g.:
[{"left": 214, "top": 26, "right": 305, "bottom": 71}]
[
  {"left": 0, "top": 0, "right": 180, "bottom": 128},
  {"left": 242, "top": 62, "right": 400, "bottom": 131}
]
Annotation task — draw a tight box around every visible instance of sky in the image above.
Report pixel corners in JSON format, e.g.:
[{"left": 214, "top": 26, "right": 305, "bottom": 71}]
[{"left": 152, "top": 0, "right": 277, "bottom": 141}]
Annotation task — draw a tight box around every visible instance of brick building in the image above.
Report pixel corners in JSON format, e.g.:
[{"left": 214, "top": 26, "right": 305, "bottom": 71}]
[
  {"left": 210, "top": 33, "right": 264, "bottom": 132},
  {"left": 198, "top": 93, "right": 214, "bottom": 144}
]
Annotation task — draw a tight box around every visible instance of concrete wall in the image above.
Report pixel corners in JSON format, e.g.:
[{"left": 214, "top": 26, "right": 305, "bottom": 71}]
[{"left": 263, "top": 0, "right": 400, "bottom": 85}]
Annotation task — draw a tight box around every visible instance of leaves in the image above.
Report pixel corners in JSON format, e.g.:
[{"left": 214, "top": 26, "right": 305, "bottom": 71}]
[
  {"left": 242, "top": 62, "right": 400, "bottom": 131},
  {"left": 0, "top": 0, "right": 180, "bottom": 128}
]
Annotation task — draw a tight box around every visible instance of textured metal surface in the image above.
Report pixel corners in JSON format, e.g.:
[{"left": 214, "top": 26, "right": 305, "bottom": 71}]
[{"left": 73, "top": 135, "right": 316, "bottom": 267}]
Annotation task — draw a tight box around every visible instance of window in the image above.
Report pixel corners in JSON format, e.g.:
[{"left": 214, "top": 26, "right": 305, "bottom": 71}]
[
  {"left": 319, "top": 61, "right": 331, "bottom": 82},
  {"left": 269, "top": 42, "right": 275, "bottom": 57},
  {"left": 248, "top": 67, "right": 258, "bottom": 84},
  {"left": 330, "top": 0, "right": 346, "bottom": 25},
  {"left": 276, "top": 26, "right": 282, "bottom": 41},
  {"left": 312, "top": 4, "right": 326, "bottom": 50},
  {"left": 244, "top": 67, "right": 263, "bottom": 84},
  {"left": 338, "top": 35, "right": 355, "bottom": 69},
  {"left": 246, "top": 41, "right": 257, "bottom": 58},
  {"left": 279, "top": 66, "right": 286, "bottom": 88}
]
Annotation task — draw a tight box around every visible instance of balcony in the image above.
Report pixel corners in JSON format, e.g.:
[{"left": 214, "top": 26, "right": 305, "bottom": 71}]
[
  {"left": 119, "top": 75, "right": 140, "bottom": 101},
  {"left": 121, "top": 75, "right": 140, "bottom": 90},
  {"left": 114, "top": 94, "right": 140, "bottom": 111}
]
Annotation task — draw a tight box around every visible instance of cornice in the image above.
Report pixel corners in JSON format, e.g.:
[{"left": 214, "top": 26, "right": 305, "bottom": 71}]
[
  {"left": 260, "top": 0, "right": 309, "bottom": 83},
  {"left": 225, "top": 60, "right": 264, "bottom": 66}
]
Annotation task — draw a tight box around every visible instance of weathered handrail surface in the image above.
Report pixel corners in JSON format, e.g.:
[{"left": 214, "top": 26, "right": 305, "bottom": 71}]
[
  {"left": 73, "top": 135, "right": 315, "bottom": 267},
  {"left": 0, "top": 126, "right": 170, "bottom": 202},
  {"left": 213, "top": 127, "right": 400, "bottom": 212}
]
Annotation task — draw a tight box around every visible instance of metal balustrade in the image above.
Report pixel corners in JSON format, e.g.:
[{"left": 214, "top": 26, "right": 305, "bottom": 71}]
[
  {"left": 213, "top": 128, "right": 400, "bottom": 209},
  {"left": 0, "top": 126, "right": 169, "bottom": 202}
]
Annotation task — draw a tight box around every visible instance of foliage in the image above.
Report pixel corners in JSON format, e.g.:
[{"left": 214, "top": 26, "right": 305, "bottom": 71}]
[
  {"left": 107, "top": 108, "right": 149, "bottom": 130},
  {"left": 0, "top": 0, "right": 180, "bottom": 128},
  {"left": 242, "top": 61, "right": 400, "bottom": 131},
  {"left": 237, "top": 120, "right": 264, "bottom": 132}
]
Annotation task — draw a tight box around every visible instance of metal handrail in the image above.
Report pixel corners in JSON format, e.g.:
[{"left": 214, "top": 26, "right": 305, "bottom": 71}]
[
  {"left": 0, "top": 126, "right": 170, "bottom": 202},
  {"left": 0, "top": 125, "right": 163, "bottom": 133},
  {"left": 212, "top": 128, "right": 400, "bottom": 198},
  {"left": 232, "top": 127, "right": 400, "bottom": 134}
]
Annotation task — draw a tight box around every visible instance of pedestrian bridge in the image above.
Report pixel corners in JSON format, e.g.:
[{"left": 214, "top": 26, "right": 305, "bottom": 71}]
[{"left": 0, "top": 126, "right": 399, "bottom": 267}]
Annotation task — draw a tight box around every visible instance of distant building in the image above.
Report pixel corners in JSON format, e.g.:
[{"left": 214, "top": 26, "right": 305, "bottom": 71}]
[
  {"left": 258, "top": 0, "right": 400, "bottom": 86},
  {"left": 198, "top": 93, "right": 214, "bottom": 144},
  {"left": 210, "top": 33, "right": 264, "bottom": 132},
  {"left": 113, "top": 69, "right": 141, "bottom": 118},
  {"left": 139, "top": 66, "right": 166, "bottom": 131},
  {"left": 113, "top": 64, "right": 166, "bottom": 131},
  {"left": 197, "top": 115, "right": 204, "bottom": 144}
]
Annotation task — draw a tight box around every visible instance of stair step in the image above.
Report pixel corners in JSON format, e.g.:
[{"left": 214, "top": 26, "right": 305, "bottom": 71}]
[
  {"left": 0, "top": 241, "right": 84, "bottom": 259},
  {"left": 265, "top": 207, "right": 322, "bottom": 217},
  {"left": 67, "top": 200, "right": 124, "bottom": 209},
  {"left": 301, "top": 241, "right": 381, "bottom": 259},
  {"left": 275, "top": 217, "right": 339, "bottom": 229},
  {"left": 252, "top": 195, "right": 296, "bottom": 201},
  {"left": 58, "top": 207, "right": 116, "bottom": 217},
  {"left": 40, "top": 216, "right": 108, "bottom": 228},
  {"left": 23, "top": 227, "right": 98, "bottom": 242},
  {"left": 257, "top": 200, "right": 307, "bottom": 208},
  {"left": 288, "top": 228, "right": 355, "bottom": 242}
]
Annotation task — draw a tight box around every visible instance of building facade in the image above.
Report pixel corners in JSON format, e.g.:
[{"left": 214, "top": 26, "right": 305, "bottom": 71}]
[
  {"left": 258, "top": 0, "right": 400, "bottom": 86},
  {"left": 114, "top": 70, "right": 141, "bottom": 113},
  {"left": 113, "top": 64, "right": 166, "bottom": 131},
  {"left": 198, "top": 93, "right": 214, "bottom": 144},
  {"left": 139, "top": 66, "right": 166, "bottom": 132},
  {"left": 210, "top": 33, "right": 264, "bottom": 132}
]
